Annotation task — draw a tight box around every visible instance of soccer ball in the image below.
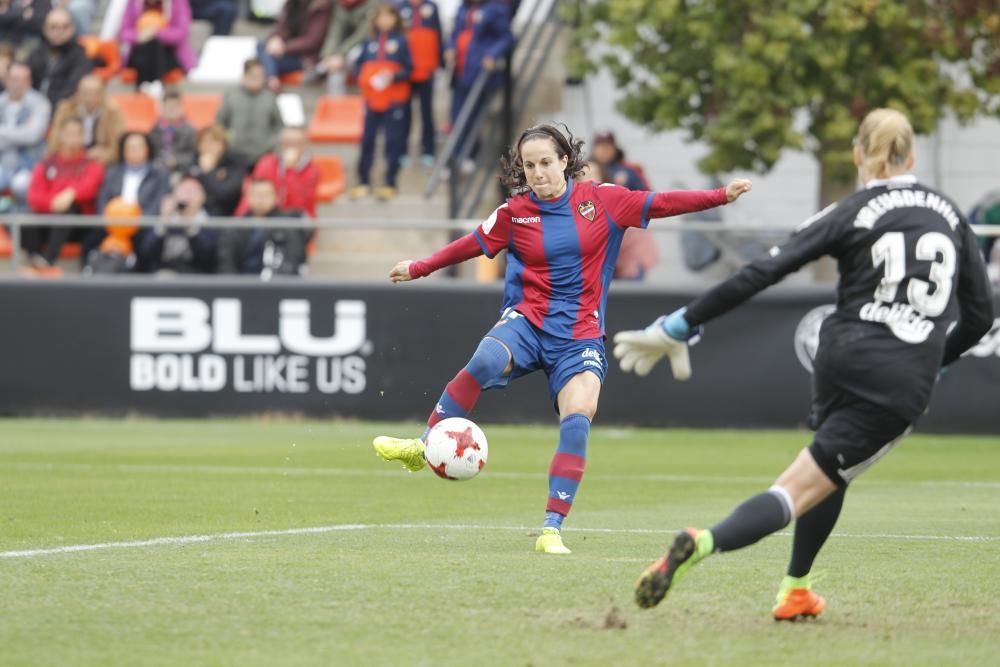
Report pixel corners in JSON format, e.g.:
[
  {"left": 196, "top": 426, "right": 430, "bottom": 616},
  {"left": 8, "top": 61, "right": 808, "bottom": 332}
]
[{"left": 424, "top": 417, "right": 489, "bottom": 481}]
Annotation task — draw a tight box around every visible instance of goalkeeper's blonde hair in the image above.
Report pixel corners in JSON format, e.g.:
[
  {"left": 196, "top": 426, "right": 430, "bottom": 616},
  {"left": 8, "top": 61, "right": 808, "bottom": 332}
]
[{"left": 856, "top": 108, "right": 914, "bottom": 179}]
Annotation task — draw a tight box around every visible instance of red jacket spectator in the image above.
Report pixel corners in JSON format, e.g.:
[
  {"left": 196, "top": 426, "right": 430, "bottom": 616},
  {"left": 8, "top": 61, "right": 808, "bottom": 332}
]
[
  {"left": 234, "top": 127, "right": 319, "bottom": 217},
  {"left": 27, "top": 152, "right": 104, "bottom": 214}
]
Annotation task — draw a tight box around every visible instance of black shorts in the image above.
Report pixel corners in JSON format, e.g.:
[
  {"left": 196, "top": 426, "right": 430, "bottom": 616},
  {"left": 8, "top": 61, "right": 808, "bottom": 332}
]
[{"left": 807, "top": 387, "right": 912, "bottom": 488}]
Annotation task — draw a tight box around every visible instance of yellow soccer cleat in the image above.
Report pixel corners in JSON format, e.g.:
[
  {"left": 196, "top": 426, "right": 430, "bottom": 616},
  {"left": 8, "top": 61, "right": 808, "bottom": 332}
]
[
  {"left": 535, "top": 527, "right": 572, "bottom": 555},
  {"left": 372, "top": 436, "right": 426, "bottom": 472}
]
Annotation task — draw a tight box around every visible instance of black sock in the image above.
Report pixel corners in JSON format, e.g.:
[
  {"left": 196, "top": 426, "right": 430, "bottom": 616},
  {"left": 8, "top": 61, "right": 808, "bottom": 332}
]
[
  {"left": 787, "top": 487, "right": 845, "bottom": 578},
  {"left": 710, "top": 489, "right": 793, "bottom": 553}
]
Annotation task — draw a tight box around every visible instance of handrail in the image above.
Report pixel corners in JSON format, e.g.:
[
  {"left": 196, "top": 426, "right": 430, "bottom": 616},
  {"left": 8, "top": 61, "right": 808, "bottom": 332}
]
[
  {"left": 424, "top": 0, "right": 554, "bottom": 203},
  {"left": 6, "top": 212, "right": 1000, "bottom": 234}
]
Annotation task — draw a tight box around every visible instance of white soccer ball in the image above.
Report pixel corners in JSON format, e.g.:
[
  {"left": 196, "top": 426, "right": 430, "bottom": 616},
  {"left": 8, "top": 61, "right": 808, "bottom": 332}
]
[{"left": 424, "top": 417, "right": 489, "bottom": 481}]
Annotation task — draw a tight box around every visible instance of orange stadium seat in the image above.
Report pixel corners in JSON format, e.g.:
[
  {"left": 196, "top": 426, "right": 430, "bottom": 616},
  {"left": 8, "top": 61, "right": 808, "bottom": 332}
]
[
  {"left": 307, "top": 95, "right": 364, "bottom": 143},
  {"left": 0, "top": 224, "right": 11, "bottom": 258},
  {"left": 279, "top": 71, "right": 304, "bottom": 86},
  {"left": 181, "top": 94, "right": 222, "bottom": 130},
  {"left": 119, "top": 68, "right": 185, "bottom": 85},
  {"left": 313, "top": 154, "right": 346, "bottom": 202},
  {"left": 79, "top": 37, "right": 121, "bottom": 81},
  {"left": 0, "top": 226, "right": 80, "bottom": 259},
  {"left": 110, "top": 93, "right": 158, "bottom": 132}
]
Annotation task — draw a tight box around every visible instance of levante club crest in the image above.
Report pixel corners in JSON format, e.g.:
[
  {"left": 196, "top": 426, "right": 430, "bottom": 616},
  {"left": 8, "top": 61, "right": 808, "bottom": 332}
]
[{"left": 577, "top": 200, "right": 596, "bottom": 221}]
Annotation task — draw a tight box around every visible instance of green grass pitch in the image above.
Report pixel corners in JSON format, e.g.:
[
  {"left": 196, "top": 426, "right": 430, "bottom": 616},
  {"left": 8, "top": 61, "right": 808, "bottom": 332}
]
[{"left": 1, "top": 419, "right": 998, "bottom": 666}]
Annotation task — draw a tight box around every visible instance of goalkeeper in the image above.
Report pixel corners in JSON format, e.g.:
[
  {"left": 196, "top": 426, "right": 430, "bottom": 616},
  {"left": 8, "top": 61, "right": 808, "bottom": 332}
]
[{"left": 614, "top": 108, "right": 994, "bottom": 620}]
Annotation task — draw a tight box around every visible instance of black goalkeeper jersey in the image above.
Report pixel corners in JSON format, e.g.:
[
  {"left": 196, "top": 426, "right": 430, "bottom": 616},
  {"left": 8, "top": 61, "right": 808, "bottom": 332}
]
[{"left": 685, "top": 175, "right": 994, "bottom": 422}]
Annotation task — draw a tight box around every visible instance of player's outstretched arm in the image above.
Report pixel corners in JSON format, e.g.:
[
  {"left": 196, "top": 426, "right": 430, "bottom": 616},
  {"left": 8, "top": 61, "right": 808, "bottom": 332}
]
[
  {"left": 643, "top": 178, "right": 753, "bottom": 219},
  {"left": 388, "top": 233, "right": 484, "bottom": 283},
  {"left": 613, "top": 309, "right": 701, "bottom": 380}
]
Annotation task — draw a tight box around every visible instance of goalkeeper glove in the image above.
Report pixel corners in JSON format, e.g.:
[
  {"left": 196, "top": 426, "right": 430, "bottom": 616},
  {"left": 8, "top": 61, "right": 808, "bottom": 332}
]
[{"left": 612, "top": 308, "right": 702, "bottom": 380}]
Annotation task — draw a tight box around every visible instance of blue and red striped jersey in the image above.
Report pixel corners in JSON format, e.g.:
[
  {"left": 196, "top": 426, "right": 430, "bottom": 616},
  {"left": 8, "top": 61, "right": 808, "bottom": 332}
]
[{"left": 472, "top": 179, "right": 729, "bottom": 340}]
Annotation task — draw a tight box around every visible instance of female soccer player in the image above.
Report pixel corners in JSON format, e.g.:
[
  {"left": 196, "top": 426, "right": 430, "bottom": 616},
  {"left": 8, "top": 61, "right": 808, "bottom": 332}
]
[
  {"left": 615, "top": 108, "right": 994, "bottom": 618},
  {"left": 373, "top": 123, "right": 752, "bottom": 554}
]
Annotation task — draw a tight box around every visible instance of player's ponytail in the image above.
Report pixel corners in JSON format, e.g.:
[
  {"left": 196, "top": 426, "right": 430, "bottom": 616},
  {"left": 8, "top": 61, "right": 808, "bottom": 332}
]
[
  {"left": 855, "top": 108, "right": 914, "bottom": 180},
  {"left": 500, "top": 123, "right": 587, "bottom": 194}
]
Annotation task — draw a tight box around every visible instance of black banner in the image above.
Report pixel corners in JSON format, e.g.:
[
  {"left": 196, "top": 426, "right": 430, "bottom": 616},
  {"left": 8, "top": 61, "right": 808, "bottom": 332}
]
[{"left": 0, "top": 279, "right": 997, "bottom": 433}]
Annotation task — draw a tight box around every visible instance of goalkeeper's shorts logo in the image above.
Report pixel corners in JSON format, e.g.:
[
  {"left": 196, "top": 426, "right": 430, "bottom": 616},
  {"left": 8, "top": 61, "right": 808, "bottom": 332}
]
[{"left": 794, "top": 304, "right": 835, "bottom": 373}]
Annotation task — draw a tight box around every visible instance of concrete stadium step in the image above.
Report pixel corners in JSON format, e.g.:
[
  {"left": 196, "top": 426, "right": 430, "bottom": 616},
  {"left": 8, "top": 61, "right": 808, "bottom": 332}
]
[{"left": 310, "top": 193, "right": 450, "bottom": 279}]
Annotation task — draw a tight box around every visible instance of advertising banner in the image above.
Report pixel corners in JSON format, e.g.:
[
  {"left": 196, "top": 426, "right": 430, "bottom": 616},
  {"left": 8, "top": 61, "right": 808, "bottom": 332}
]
[{"left": 1, "top": 280, "right": 997, "bottom": 433}]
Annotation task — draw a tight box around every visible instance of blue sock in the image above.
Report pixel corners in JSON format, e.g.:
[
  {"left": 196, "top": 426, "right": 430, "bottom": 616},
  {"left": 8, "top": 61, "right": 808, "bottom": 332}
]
[
  {"left": 421, "top": 337, "right": 509, "bottom": 441},
  {"left": 544, "top": 413, "right": 590, "bottom": 529}
]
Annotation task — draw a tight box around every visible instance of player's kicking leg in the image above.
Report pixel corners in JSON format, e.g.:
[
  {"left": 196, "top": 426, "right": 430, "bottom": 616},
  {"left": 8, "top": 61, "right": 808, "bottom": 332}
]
[{"left": 373, "top": 336, "right": 512, "bottom": 472}]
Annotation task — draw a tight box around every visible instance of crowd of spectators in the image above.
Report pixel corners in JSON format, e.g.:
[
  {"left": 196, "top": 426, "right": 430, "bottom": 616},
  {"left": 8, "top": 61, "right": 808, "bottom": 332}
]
[{"left": 0, "top": 1, "right": 658, "bottom": 283}]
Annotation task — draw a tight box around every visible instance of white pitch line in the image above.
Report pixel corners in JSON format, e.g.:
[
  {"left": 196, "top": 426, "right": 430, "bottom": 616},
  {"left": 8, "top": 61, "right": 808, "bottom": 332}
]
[
  {"left": 1, "top": 523, "right": 997, "bottom": 560},
  {"left": 3, "top": 461, "right": 1000, "bottom": 489}
]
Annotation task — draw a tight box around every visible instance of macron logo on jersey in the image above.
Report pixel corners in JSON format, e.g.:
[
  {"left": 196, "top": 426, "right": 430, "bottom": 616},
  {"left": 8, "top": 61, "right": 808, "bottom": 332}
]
[{"left": 512, "top": 215, "right": 541, "bottom": 225}]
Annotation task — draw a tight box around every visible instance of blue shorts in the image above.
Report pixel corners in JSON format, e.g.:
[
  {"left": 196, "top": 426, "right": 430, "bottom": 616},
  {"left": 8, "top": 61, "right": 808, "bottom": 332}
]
[{"left": 482, "top": 308, "right": 608, "bottom": 403}]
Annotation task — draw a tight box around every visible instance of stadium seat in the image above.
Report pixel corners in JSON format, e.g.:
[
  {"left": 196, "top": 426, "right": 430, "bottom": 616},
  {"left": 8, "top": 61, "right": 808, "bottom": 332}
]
[
  {"left": 119, "top": 68, "right": 184, "bottom": 85},
  {"left": 279, "top": 71, "right": 304, "bottom": 86},
  {"left": 0, "top": 224, "right": 11, "bottom": 258},
  {"left": 0, "top": 224, "right": 81, "bottom": 259},
  {"left": 188, "top": 36, "right": 258, "bottom": 84},
  {"left": 181, "top": 94, "right": 222, "bottom": 130},
  {"left": 307, "top": 96, "right": 364, "bottom": 143},
  {"left": 79, "top": 37, "right": 121, "bottom": 81},
  {"left": 313, "top": 155, "right": 345, "bottom": 202},
  {"left": 277, "top": 93, "right": 306, "bottom": 127},
  {"left": 110, "top": 93, "right": 158, "bottom": 132}
]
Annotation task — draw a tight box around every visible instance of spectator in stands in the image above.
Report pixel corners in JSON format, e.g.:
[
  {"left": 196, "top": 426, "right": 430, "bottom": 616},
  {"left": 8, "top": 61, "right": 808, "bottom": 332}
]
[
  {"left": 120, "top": 0, "right": 196, "bottom": 90},
  {"left": 189, "top": 124, "right": 244, "bottom": 215},
  {"left": 216, "top": 58, "right": 284, "bottom": 168},
  {"left": 0, "top": 42, "right": 14, "bottom": 93},
  {"left": 188, "top": 0, "right": 237, "bottom": 35},
  {"left": 0, "top": 63, "right": 50, "bottom": 213},
  {"left": 135, "top": 174, "right": 217, "bottom": 272},
  {"left": 99, "top": 132, "right": 171, "bottom": 216},
  {"left": 24, "top": 115, "right": 104, "bottom": 275},
  {"left": 397, "top": 0, "right": 442, "bottom": 167},
  {"left": 27, "top": 7, "right": 93, "bottom": 109},
  {"left": 314, "top": 0, "right": 376, "bottom": 84},
  {"left": 446, "top": 0, "right": 513, "bottom": 173},
  {"left": 350, "top": 3, "right": 411, "bottom": 202},
  {"left": 149, "top": 89, "right": 196, "bottom": 174},
  {"left": 64, "top": 0, "right": 97, "bottom": 36},
  {"left": 579, "top": 158, "right": 658, "bottom": 280},
  {"left": 969, "top": 189, "right": 1000, "bottom": 262},
  {"left": 218, "top": 178, "right": 307, "bottom": 277},
  {"left": 257, "top": 0, "right": 333, "bottom": 92},
  {"left": 0, "top": 0, "right": 51, "bottom": 46},
  {"left": 238, "top": 126, "right": 319, "bottom": 217},
  {"left": 590, "top": 131, "right": 650, "bottom": 191},
  {"left": 49, "top": 74, "right": 126, "bottom": 166}
]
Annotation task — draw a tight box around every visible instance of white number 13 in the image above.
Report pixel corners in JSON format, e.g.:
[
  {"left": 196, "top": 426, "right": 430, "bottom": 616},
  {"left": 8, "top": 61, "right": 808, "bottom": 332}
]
[{"left": 871, "top": 231, "right": 956, "bottom": 317}]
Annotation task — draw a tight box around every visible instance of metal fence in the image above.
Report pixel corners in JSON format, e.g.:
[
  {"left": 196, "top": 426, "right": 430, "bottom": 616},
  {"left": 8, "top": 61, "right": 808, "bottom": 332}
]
[{"left": 4, "top": 213, "right": 1000, "bottom": 280}]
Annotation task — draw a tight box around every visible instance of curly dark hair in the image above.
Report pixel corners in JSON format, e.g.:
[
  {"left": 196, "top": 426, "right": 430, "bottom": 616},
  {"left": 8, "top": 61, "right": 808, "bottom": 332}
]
[
  {"left": 500, "top": 123, "right": 587, "bottom": 195},
  {"left": 118, "top": 131, "right": 156, "bottom": 164}
]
